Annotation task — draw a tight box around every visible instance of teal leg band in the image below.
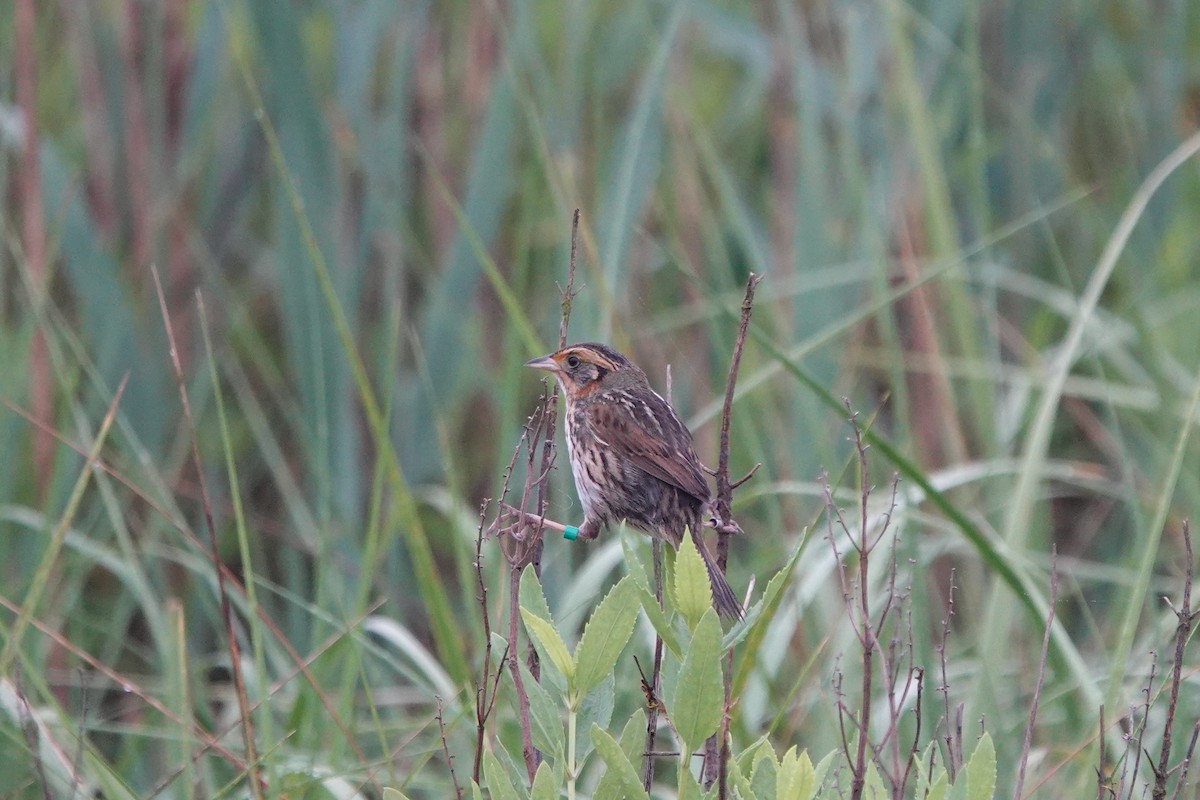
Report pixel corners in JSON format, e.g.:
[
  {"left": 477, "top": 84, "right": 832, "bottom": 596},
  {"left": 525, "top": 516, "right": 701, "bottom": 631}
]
[{"left": 563, "top": 525, "right": 579, "bottom": 541}]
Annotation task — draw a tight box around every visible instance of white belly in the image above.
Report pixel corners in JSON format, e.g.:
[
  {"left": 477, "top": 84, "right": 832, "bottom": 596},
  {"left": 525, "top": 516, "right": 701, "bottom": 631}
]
[{"left": 565, "top": 410, "right": 596, "bottom": 517}]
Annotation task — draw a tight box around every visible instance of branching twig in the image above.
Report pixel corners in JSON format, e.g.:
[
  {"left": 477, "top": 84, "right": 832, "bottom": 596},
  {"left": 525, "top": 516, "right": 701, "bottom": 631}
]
[
  {"left": 486, "top": 209, "right": 582, "bottom": 783},
  {"left": 704, "top": 272, "right": 762, "bottom": 796},
  {"left": 712, "top": 272, "right": 764, "bottom": 546}
]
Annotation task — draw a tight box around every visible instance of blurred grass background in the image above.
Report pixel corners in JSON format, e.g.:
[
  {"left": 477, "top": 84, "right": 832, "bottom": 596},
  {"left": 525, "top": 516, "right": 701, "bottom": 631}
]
[{"left": 2, "top": 0, "right": 1199, "bottom": 796}]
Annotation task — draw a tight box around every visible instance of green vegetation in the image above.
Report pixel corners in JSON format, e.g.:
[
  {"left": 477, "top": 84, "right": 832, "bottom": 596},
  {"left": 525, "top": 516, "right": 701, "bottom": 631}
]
[{"left": 1, "top": 0, "right": 1199, "bottom": 797}]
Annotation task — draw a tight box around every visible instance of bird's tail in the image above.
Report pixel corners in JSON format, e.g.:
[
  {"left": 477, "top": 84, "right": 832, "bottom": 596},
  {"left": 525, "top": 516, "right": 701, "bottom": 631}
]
[{"left": 691, "top": 528, "right": 743, "bottom": 620}]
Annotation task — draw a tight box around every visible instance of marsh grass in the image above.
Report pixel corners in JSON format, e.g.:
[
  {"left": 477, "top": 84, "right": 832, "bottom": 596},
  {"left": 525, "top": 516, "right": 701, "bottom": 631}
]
[{"left": 1, "top": 0, "right": 1199, "bottom": 797}]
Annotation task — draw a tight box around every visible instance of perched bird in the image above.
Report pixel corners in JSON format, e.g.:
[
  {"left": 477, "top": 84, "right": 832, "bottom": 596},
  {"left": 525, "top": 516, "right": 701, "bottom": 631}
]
[{"left": 525, "top": 342, "right": 743, "bottom": 619}]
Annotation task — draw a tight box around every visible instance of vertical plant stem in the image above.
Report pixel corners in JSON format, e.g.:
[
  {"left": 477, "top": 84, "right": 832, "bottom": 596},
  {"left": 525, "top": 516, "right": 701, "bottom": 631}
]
[
  {"left": 1152, "top": 521, "right": 1196, "bottom": 800},
  {"left": 568, "top": 694, "right": 579, "bottom": 800},
  {"left": 643, "top": 539, "right": 665, "bottom": 792},
  {"left": 15, "top": 0, "right": 52, "bottom": 501},
  {"left": 1015, "top": 550, "right": 1059, "bottom": 800}
]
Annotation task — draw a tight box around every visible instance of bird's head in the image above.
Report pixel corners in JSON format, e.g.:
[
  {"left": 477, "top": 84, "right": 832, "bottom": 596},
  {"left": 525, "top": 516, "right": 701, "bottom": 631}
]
[{"left": 525, "top": 342, "right": 646, "bottom": 398}]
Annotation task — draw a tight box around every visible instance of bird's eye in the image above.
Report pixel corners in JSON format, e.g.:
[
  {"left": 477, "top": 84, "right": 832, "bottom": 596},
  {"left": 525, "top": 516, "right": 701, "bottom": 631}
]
[{"left": 566, "top": 354, "right": 580, "bottom": 368}]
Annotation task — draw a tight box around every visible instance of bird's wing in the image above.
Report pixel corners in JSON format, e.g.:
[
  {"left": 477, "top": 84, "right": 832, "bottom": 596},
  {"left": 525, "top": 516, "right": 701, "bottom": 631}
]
[{"left": 587, "top": 390, "right": 711, "bottom": 502}]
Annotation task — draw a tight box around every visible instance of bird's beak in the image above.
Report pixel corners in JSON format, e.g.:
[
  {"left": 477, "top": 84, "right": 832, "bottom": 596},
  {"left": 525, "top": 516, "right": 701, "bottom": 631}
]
[{"left": 524, "top": 354, "right": 558, "bottom": 372}]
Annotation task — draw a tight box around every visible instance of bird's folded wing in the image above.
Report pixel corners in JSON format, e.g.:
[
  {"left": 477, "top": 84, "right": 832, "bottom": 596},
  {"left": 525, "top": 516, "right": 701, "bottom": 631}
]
[{"left": 588, "top": 397, "right": 711, "bottom": 502}]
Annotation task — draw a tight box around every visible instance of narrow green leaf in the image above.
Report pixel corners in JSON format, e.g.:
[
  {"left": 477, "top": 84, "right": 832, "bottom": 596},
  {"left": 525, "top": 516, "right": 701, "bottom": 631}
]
[
  {"left": 864, "top": 761, "right": 888, "bottom": 799},
  {"left": 724, "top": 532, "right": 806, "bottom": 649},
  {"left": 517, "top": 657, "right": 564, "bottom": 758},
  {"left": 530, "top": 761, "right": 558, "bottom": 800},
  {"left": 591, "top": 725, "right": 651, "bottom": 800},
  {"left": 677, "top": 763, "right": 704, "bottom": 799},
  {"left": 750, "top": 749, "right": 778, "bottom": 800},
  {"left": 728, "top": 744, "right": 756, "bottom": 799},
  {"left": 520, "top": 608, "right": 576, "bottom": 682},
  {"left": 668, "top": 609, "right": 724, "bottom": 749},
  {"left": 382, "top": 790, "right": 411, "bottom": 800},
  {"left": 964, "top": 733, "right": 997, "bottom": 800},
  {"left": 593, "top": 709, "right": 648, "bottom": 799},
  {"left": 482, "top": 751, "right": 521, "bottom": 800},
  {"left": 926, "top": 772, "right": 950, "bottom": 800},
  {"left": 227, "top": 5, "right": 470, "bottom": 687},
  {"left": 577, "top": 671, "right": 615, "bottom": 763},
  {"left": 810, "top": 751, "right": 837, "bottom": 799},
  {"left": 0, "top": 378, "right": 125, "bottom": 676},
  {"left": 639, "top": 588, "right": 683, "bottom": 657},
  {"left": 519, "top": 565, "right": 556, "bottom": 625},
  {"left": 913, "top": 743, "right": 940, "bottom": 799},
  {"left": 574, "top": 577, "right": 640, "bottom": 694},
  {"left": 673, "top": 530, "right": 711, "bottom": 632},
  {"left": 620, "top": 526, "right": 652, "bottom": 593}
]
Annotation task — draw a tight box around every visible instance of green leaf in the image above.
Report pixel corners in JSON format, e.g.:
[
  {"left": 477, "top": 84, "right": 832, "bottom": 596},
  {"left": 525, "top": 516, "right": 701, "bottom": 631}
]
[
  {"left": 677, "top": 762, "right": 704, "bottom": 799},
  {"left": 727, "top": 743, "right": 756, "bottom": 799},
  {"left": 673, "top": 529, "right": 712, "bottom": 632},
  {"left": 591, "top": 724, "right": 651, "bottom": 800},
  {"left": 724, "top": 531, "right": 806, "bottom": 650},
  {"left": 864, "top": 761, "right": 888, "bottom": 799},
  {"left": 382, "top": 790, "right": 411, "bottom": 800},
  {"left": 668, "top": 609, "right": 724, "bottom": 749},
  {"left": 520, "top": 608, "right": 576, "bottom": 683},
  {"left": 593, "top": 709, "right": 648, "bottom": 799},
  {"left": 750, "top": 750, "right": 778, "bottom": 800},
  {"left": 926, "top": 772, "right": 949, "bottom": 800},
  {"left": 811, "top": 751, "right": 837, "bottom": 798},
  {"left": 517, "top": 657, "right": 564, "bottom": 758},
  {"left": 777, "top": 746, "right": 814, "bottom": 800},
  {"left": 964, "top": 733, "right": 997, "bottom": 800},
  {"left": 913, "top": 743, "right": 937, "bottom": 799},
  {"left": 639, "top": 588, "right": 683, "bottom": 657},
  {"left": 530, "top": 761, "right": 558, "bottom": 800},
  {"left": 574, "top": 577, "right": 640, "bottom": 694},
  {"left": 577, "top": 672, "right": 615, "bottom": 763},
  {"left": 621, "top": 525, "right": 653, "bottom": 593},
  {"left": 520, "top": 565, "right": 557, "bottom": 624},
  {"left": 482, "top": 751, "right": 521, "bottom": 800}
]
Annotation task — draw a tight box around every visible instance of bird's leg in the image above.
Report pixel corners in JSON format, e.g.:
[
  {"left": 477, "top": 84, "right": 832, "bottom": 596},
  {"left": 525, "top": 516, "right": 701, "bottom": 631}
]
[
  {"left": 496, "top": 503, "right": 599, "bottom": 541},
  {"left": 496, "top": 503, "right": 569, "bottom": 534},
  {"left": 576, "top": 518, "right": 602, "bottom": 540}
]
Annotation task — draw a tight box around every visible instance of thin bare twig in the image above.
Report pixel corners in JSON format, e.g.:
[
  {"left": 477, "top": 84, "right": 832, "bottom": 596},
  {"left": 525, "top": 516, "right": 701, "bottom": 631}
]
[
  {"left": 1170, "top": 722, "right": 1200, "bottom": 800},
  {"left": 490, "top": 209, "right": 582, "bottom": 782},
  {"left": 152, "top": 268, "right": 265, "bottom": 800},
  {"left": 705, "top": 272, "right": 762, "bottom": 795},
  {"left": 1097, "top": 705, "right": 1113, "bottom": 800},
  {"left": 436, "top": 696, "right": 463, "bottom": 799},
  {"left": 473, "top": 499, "right": 497, "bottom": 786},
  {"left": 1015, "top": 548, "right": 1060, "bottom": 800},
  {"left": 15, "top": 0, "right": 52, "bottom": 502},
  {"left": 712, "top": 272, "right": 764, "bottom": 545},
  {"left": 15, "top": 675, "right": 54, "bottom": 800},
  {"left": 642, "top": 539, "right": 666, "bottom": 793},
  {"left": 1153, "top": 520, "right": 1196, "bottom": 800},
  {"left": 1128, "top": 652, "right": 1158, "bottom": 800},
  {"left": 937, "top": 570, "right": 962, "bottom": 781}
]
